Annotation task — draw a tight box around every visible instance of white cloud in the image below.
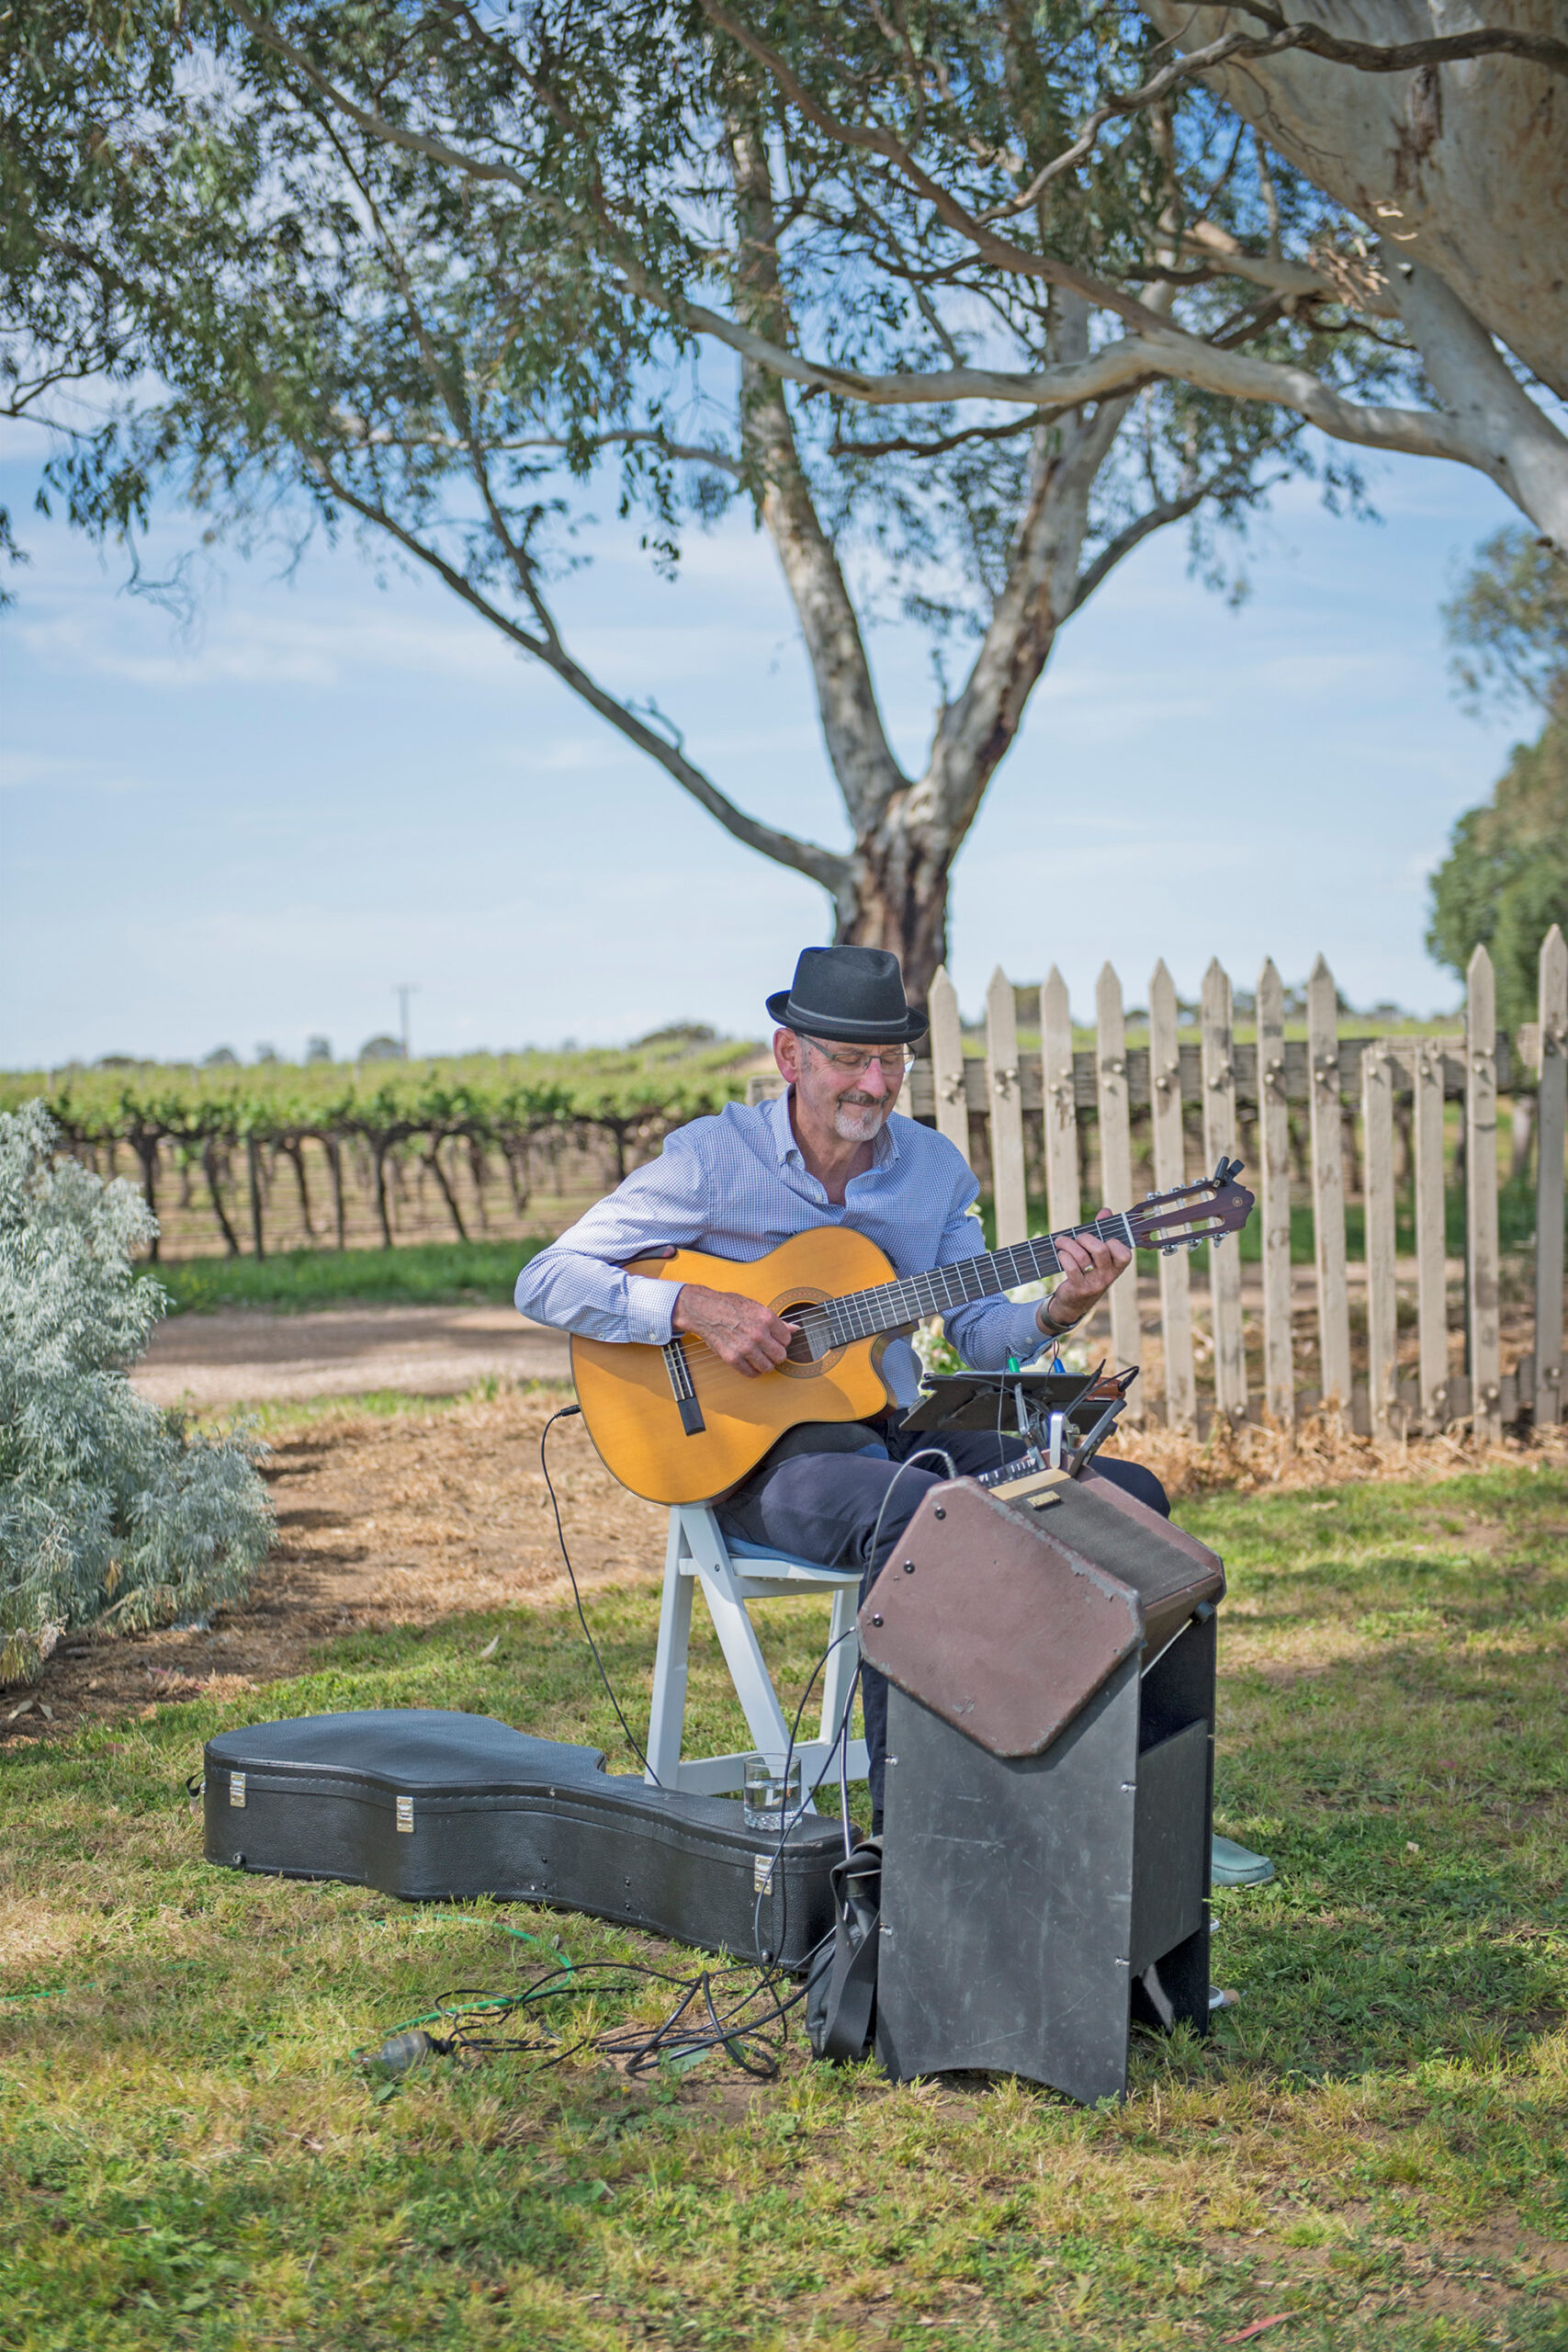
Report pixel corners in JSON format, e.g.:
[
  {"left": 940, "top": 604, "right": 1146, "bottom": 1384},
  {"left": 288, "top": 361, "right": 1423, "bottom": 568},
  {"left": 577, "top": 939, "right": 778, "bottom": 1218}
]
[{"left": 16, "top": 602, "right": 533, "bottom": 691}]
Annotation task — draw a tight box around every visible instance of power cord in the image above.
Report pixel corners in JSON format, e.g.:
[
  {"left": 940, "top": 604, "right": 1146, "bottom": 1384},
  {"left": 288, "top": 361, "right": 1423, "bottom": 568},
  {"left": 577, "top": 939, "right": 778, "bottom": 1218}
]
[
  {"left": 359, "top": 1922, "right": 818, "bottom": 2083},
  {"left": 751, "top": 1445, "right": 956, "bottom": 1962},
  {"left": 539, "top": 1403, "right": 657, "bottom": 1781},
  {"left": 516, "top": 1428, "right": 965, "bottom": 2062}
]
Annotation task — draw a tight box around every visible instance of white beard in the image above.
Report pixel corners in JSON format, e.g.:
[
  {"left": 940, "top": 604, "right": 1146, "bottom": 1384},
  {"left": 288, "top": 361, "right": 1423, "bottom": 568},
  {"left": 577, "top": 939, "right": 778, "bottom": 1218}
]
[{"left": 833, "top": 1097, "right": 889, "bottom": 1143}]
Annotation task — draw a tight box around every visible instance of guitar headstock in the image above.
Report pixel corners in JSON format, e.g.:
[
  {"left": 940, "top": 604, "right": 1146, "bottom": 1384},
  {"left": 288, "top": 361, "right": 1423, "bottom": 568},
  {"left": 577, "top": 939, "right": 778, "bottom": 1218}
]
[{"left": 1129, "top": 1157, "right": 1255, "bottom": 1254}]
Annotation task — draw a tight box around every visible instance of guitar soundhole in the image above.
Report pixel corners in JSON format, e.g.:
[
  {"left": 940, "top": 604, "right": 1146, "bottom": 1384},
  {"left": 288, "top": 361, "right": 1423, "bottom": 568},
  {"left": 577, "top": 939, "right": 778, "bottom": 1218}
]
[{"left": 770, "top": 1293, "right": 843, "bottom": 1378}]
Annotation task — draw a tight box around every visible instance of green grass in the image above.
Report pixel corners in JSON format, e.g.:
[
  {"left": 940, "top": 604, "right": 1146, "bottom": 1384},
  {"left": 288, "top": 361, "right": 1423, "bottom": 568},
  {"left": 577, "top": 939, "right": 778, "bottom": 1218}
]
[
  {"left": 152, "top": 1238, "right": 550, "bottom": 1315},
  {"left": 4, "top": 1465, "right": 1567, "bottom": 2348}
]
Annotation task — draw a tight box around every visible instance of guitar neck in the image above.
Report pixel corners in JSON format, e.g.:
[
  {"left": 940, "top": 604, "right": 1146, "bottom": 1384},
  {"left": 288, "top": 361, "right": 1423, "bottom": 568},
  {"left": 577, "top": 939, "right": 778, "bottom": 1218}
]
[{"left": 823, "top": 1208, "right": 1140, "bottom": 1349}]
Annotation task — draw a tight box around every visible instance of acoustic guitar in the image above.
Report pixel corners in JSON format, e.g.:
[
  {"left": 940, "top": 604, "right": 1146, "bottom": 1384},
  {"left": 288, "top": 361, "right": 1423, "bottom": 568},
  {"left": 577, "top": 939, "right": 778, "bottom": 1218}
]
[{"left": 571, "top": 1158, "right": 1255, "bottom": 1504}]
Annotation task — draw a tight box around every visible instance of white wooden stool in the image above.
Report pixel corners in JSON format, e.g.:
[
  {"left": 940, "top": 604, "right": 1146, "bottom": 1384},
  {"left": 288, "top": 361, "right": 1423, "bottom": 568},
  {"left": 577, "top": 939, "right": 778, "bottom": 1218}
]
[{"left": 644, "top": 1503, "right": 870, "bottom": 1804}]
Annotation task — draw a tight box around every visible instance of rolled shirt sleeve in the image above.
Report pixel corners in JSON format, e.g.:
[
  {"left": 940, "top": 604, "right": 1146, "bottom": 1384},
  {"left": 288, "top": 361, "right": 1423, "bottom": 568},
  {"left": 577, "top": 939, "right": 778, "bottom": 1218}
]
[{"left": 513, "top": 1126, "right": 709, "bottom": 1344}]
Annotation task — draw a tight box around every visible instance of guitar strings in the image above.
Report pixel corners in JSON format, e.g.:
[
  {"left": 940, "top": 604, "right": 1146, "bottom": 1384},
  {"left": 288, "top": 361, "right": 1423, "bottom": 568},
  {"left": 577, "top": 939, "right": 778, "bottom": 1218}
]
[{"left": 671, "top": 1184, "right": 1229, "bottom": 1365}]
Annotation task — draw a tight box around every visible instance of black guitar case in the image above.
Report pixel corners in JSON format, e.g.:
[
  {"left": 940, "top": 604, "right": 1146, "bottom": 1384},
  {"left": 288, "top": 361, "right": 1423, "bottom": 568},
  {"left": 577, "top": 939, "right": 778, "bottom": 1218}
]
[{"left": 201, "top": 1709, "right": 840, "bottom": 1969}]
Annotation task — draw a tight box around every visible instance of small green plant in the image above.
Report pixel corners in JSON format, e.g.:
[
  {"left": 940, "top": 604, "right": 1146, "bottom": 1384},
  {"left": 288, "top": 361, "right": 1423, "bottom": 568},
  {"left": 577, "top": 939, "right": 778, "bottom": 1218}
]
[{"left": 0, "top": 1102, "right": 273, "bottom": 1679}]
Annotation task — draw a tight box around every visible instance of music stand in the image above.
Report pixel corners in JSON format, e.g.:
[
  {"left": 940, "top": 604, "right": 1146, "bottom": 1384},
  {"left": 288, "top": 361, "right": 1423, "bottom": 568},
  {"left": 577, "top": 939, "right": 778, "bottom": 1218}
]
[{"left": 898, "top": 1364, "right": 1136, "bottom": 1472}]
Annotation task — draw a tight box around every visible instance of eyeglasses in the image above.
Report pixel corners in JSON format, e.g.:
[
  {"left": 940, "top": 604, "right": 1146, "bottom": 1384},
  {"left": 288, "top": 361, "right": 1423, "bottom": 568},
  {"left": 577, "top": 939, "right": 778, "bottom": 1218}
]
[{"left": 801, "top": 1039, "right": 917, "bottom": 1080}]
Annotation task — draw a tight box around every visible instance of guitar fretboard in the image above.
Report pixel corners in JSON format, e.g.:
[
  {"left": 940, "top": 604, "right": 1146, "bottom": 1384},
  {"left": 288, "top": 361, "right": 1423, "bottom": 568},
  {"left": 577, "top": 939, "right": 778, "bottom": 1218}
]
[{"left": 808, "top": 1210, "right": 1139, "bottom": 1351}]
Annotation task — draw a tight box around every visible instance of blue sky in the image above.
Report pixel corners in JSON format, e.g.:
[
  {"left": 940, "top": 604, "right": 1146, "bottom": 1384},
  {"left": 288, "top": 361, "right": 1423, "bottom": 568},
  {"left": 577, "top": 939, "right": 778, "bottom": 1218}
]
[{"left": 0, "top": 423, "right": 1527, "bottom": 1068}]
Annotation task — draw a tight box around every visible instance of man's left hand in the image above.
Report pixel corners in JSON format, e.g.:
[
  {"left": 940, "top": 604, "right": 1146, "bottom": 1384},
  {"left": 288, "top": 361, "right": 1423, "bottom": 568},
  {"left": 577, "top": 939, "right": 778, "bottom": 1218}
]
[{"left": 1038, "top": 1207, "right": 1131, "bottom": 1334}]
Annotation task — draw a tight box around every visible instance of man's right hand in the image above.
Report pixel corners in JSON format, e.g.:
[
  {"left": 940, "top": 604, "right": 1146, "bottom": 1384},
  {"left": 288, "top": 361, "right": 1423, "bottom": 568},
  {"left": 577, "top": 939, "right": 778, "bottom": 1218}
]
[{"left": 671, "top": 1283, "right": 794, "bottom": 1375}]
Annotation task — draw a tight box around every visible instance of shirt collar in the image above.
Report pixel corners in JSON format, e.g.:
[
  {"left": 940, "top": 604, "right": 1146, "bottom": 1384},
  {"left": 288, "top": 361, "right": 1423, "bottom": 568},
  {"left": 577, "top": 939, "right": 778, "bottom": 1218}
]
[{"left": 764, "top": 1084, "right": 901, "bottom": 1172}]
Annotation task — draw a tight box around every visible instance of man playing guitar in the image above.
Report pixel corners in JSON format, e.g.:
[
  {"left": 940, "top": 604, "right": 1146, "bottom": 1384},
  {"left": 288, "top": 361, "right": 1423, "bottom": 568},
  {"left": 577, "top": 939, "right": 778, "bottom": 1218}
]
[{"left": 517, "top": 944, "right": 1168, "bottom": 1834}]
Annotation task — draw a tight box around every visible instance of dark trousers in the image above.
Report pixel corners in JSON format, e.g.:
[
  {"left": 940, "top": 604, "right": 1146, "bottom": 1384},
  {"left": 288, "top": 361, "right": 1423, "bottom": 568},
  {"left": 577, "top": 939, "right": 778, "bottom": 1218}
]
[{"left": 718, "top": 1426, "right": 1169, "bottom": 1827}]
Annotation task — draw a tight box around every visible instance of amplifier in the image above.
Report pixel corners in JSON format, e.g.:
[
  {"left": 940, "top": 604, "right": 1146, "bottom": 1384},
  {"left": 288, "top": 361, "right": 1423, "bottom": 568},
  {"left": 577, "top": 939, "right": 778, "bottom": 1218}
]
[
  {"left": 861, "top": 1473, "right": 1224, "bottom": 2103},
  {"left": 202, "top": 1709, "right": 841, "bottom": 1969}
]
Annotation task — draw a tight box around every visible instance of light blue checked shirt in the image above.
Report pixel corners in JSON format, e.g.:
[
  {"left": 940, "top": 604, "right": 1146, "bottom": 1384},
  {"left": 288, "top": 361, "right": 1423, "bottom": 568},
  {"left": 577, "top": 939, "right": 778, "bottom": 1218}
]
[{"left": 513, "top": 1088, "right": 1048, "bottom": 1370}]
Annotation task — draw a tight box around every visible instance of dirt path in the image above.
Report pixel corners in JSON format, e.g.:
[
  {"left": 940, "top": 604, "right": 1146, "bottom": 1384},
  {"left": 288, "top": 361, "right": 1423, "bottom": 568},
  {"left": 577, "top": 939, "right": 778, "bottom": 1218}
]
[
  {"left": 130, "top": 1249, "right": 1483, "bottom": 1418},
  {"left": 3, "top": 1392, "right": 664, "bottom": 1745},
  {"left": 133, "top": 1303, "right": 572, "bottom": 1408}
]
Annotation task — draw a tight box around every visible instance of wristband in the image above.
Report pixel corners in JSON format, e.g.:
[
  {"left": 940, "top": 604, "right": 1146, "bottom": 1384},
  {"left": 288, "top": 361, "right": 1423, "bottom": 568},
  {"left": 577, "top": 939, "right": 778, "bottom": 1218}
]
[{"left": 1038, "top": 1295, "right": 1084, "bottom": 1339}]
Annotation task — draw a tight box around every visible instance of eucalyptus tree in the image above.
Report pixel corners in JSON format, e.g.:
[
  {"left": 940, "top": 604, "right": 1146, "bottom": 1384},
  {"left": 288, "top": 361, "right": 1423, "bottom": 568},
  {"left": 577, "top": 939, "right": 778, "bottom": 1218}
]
[
  {"left": 6, "top": 5, "right": 1566, "bottom": 989},
  {"left": 1138, "top": 3, "right": 1567, "bottom": 404},
  {"left": 1428, "top": 528, "right": 1568, "bottom": 1034}
]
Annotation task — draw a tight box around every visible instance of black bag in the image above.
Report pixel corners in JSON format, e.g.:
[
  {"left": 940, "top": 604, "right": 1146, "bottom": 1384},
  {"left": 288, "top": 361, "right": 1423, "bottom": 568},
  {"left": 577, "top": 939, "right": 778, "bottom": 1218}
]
[{"left": 805, "top": 1838, "right": 883, "bottom": 2063}]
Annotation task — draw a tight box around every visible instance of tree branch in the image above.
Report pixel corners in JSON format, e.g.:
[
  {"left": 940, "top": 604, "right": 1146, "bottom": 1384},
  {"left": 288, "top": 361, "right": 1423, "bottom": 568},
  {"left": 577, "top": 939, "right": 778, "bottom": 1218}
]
[
  {"left": 1216, "top": 5, "right": 1568, "bottom": 79},
  {"left": 1383, "top": 257, "right": 1568, "bottom": 548},
  {"left": 228, "top": 4, "right": 1560, "bottom": 535},
  {"left": 698, "top": 0, "right": 1171, "bottom": 336},
  {"left": 1068, "top": 473, "right": 1245, "bottom": 617},
  {"left": 310, "top": 459, "right": 849, "bottom": 891},
  {"left": 919, "top": 309, "right": 1135, "bottom": 843},
  {"left": 728, "top": 123, "right": 908, "bottom": 838},
  {"left": 330, "top": 416, "right": 744, "bottom": 472},
  {"left": 829, "top": 413, "right": 1043, "bottom": 460}
]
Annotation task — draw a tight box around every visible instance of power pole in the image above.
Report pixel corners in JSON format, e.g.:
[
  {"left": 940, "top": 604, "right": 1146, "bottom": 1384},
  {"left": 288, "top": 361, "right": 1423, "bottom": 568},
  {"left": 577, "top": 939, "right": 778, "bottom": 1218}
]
[{"left": 394, "top": 983, "right": 419, "bottom": 1059}]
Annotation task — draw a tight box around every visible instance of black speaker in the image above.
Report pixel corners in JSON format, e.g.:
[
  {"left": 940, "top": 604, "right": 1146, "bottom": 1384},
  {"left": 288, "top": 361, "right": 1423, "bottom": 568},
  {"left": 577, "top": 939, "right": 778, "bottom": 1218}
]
[{"left": 858, "top": 1474, "right": 1224, "bottom": 2102}]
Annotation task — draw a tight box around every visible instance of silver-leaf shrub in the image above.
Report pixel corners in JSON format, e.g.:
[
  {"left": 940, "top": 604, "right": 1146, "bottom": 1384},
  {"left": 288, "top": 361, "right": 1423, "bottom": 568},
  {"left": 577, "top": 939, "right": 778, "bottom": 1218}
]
[{"left": 0, "top": 1101, "right": 273, "bottom": 1680}]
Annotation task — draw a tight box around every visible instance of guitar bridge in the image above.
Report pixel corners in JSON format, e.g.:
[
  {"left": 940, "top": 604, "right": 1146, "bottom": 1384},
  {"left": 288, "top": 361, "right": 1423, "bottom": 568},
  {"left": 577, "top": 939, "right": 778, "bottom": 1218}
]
[{"left": 662, "top": 1338, "right": 705, "bottom": 1435}]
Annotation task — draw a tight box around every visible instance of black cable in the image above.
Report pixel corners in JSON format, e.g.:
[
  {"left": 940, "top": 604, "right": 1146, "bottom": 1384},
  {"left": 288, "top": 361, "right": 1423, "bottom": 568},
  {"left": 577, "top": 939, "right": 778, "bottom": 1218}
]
[
  {"left": 750, "top": 1624, "right": 862, "bottom": 1967},
  {"left": 517, "top": 1430, "right": 960, "bottom": 2066},
  {"left": 539, "top": 1404, "right": 657, "bottom": 1781},
  {"left": 752, "top": 1444, "right": 955, "bottom": 1962}
]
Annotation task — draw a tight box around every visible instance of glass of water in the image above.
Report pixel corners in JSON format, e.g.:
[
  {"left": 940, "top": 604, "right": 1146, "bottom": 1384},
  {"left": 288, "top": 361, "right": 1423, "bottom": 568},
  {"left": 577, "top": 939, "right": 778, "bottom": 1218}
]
[{"left": 742, "top": 1752, "right": 804, "bottom": 1834}]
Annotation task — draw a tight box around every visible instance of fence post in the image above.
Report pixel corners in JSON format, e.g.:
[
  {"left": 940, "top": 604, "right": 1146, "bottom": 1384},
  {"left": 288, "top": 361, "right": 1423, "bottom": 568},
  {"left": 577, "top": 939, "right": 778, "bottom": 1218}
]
[
  {"left": 986, "top": 965, "right": 1028, "bottom": 1248},
  {"left": 1040, "top": 966, "right": 1081, "bottom": 1234},
  {"left": 1095, "top": 963, "right": 1142, "bottom": 1416},
  {"left": 1149, "top": 959, "right": 1196, "bottom": 1432},
  {"left": 1466, "top": 946, "right": 1502, "bottom": 1442},
  {"left": 1360, "top": 1039, "right": 1400, "bottom": 1441},
  {"left": 1201, "top": 958, "right": 1247, "bottom": 1424},
  {"left": 1307, "top": 954, "right": 1352, "bottom": 1416},
  {"left": 927, "top": 966, "right": 971, "bottom": 1160},
  {"left": 1257, "top": 957, "right": 1293, "bottom": 1427},
  {"left": 1412, "top": 1035, "right": 1450, "bottom": 1429},
  {"left": 1536, "top": 925, "right": 1567, "bottom": 1425}
]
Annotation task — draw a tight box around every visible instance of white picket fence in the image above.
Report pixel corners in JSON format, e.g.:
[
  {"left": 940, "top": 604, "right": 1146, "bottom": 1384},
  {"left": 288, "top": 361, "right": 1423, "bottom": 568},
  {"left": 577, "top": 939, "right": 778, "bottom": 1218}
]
[{"left": 752, "top": 928, "right": 1567, "bottom": 1439}]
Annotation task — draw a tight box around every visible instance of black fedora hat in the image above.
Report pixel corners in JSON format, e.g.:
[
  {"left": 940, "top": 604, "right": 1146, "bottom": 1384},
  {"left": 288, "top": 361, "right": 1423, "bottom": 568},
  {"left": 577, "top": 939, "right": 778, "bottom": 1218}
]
[{"left": 766, "top": 945, "right": 929, "bottom": 1045}]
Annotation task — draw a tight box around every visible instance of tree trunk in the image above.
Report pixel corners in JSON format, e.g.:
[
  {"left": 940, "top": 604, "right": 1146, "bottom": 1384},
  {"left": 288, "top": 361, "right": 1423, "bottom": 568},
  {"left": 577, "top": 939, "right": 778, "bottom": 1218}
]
[
  {"left": 282, "top": 1136, "right": 317, "bottom": 1245},
  {"left": 132, "top": 1130, "right": 160, "bottom": 1261},
  {"left": 502, "top": 1136, "right": 531, "bottom": 1215},
  {"left": 203, "top": 1140, "right": 242, "bottom": 1256},
  {"left": 834, "top": 815, "right": 954, "bottom": 1007},
  {"left": 466, "top": 1136, "right": 491, "bottom": 1232},
  {"left": 373, "top": 1139, "right": 396, "bottom": 1249},
  {"left": 246, "top": 1136, "right": 266, "bottom": 1260},
  {"left": 327, "top": 1134, "right": 346, "bottom": 1250},
  {"left": 421, "top": 1136, "right": 469, "bottom": 1241}
]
